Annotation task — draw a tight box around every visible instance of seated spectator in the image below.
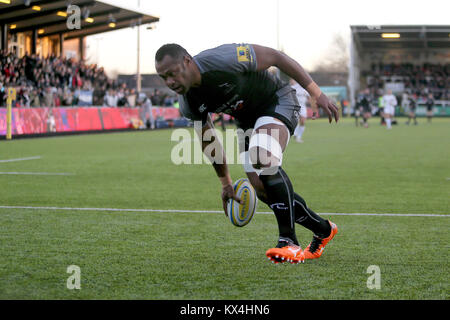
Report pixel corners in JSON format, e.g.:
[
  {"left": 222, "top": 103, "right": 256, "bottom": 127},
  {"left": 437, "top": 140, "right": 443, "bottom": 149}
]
[
  {"left": 43, "top": 87, "right": 55, "bottom": 107},
  {"left": 0, "top": 82, "right": 6, "bottom": 107},
  {"left": 30, "top": 89, "right": 41, "bottom": 107},
  {"left": 93, "top": 84, "right": 106, "bottom": 106},
  {"left": 62, "top": 89, "right": 73, "bottom": 106},
  {"left": 163, "top": 95, "right": 174, "bottom": 106},
  {"left": 127, "top": 88, "right": 137, "bottom": 107},
  {"left": 54, "top": 90, "right": 61, "bottom": 107},
  {"left": 104, "top": 89, "right": 118, "bottom": 107},
  {"left": 20, "top": 88, "right": 31, "bottom": 107},
  {"left": 117, "top": 87, "right": 128, "bottom": 107}
]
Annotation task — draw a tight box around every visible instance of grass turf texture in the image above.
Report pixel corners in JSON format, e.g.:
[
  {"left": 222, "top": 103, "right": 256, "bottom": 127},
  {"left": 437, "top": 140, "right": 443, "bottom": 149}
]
[{"left": 0, "top": 117, "right": 449, "bottom": 299}]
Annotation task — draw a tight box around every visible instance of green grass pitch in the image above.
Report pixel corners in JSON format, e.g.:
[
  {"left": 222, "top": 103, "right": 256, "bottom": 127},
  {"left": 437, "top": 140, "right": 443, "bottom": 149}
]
[{"left": 0, "top": 117, "right": 449, "bottom": 299}]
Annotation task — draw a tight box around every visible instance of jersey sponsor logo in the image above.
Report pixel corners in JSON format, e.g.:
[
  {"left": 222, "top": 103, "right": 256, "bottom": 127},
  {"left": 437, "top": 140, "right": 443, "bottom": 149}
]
[
  {"left": 216, "top": 94, "right": 245, "bottom": 114},
  {"left": 230, "top": 99, "right": 244, "bottom": 112},
  {"left": 198, "top": 104, "right": 207, "bottom": 113},
  {"left": 236, "top": 45, "right": 252, "bottom": 63},
  {"left": 221, "top": 100, "right": 244, "bottom": 115}
]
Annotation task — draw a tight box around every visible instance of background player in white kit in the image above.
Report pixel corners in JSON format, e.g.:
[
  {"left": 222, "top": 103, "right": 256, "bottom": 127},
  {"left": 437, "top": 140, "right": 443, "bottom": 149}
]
[
  {"left": 290, "top": 78, "right": 309, "bottom": 143},
  {"left": 382, "top": 89, "right": 397, "bottom": 130}
]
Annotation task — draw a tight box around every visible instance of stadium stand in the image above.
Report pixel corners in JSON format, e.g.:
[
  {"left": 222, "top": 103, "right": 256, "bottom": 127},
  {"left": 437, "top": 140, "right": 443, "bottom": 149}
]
[
  {"left": 0, "top": 49, "right": 178, "bottom": 109},
  {"left": 0, "top": 1, "right": 190, "bottom": 137},
  {"left": 0, "top": 49, "right": 114, "bottom": 107},
  {"left": 349, "top": 25, "right": 449, "bottom": 117},
  {"left": 0, "top": 49, "right": 186, "bottom": 137},
  {"left": 0, "top": 0, "right": 161, "bottom": 104}
]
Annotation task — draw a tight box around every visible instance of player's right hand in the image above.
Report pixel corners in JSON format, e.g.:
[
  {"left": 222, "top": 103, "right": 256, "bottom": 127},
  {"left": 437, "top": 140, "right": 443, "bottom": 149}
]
[
  {"left": 221, "top": 184, "right": 242, "bottom": 217},
  {"left": 316, "top": 93, "right": 339, "bottom": 123}
]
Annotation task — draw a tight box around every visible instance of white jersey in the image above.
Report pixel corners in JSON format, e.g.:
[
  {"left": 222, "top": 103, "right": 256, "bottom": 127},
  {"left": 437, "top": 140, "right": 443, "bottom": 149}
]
[
  {"left": 382, "top": 94, "right": 397, "bottom": 109},
  {"left": 383, "top": 94, "right": 397, "bottom": 115},
  {"left": 291, "top": 83, "right": 309, "bottom": 106},
  {"left": 291, "top": 83, "right": 309, "bottom": 118}
]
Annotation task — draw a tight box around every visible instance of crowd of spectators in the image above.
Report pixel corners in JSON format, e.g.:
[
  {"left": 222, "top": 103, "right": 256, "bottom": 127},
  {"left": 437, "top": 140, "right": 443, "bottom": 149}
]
[
  {"left": 101, "top": 86, "right": 176, "bottom": 108},
  {"left": 364, "top": 62, "right": 449, "bottom": 101},
  {"left": 1, "top": 49, "right": 109, "bottom": 107},
  {"left": 0, "top": 49, "right": 175, "bottom": 108}
]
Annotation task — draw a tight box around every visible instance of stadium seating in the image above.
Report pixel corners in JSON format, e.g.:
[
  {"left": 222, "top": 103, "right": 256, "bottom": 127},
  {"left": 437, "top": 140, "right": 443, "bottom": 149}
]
[
  {"left": 0, "top": 50, "right": 173, "bottom": 109},
  {"left": 363, "top": 62, "right": 449, "bottom": 101}
]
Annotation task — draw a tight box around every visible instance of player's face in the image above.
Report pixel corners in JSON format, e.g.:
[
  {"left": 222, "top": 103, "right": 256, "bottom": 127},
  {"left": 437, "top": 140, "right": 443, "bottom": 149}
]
[{"left": 156, "top": 55, "right": 191, "bottom": 95}]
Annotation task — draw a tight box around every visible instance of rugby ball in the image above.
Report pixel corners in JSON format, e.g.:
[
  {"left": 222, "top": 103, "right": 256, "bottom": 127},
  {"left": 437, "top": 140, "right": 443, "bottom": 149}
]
[{"left": 227, "top": 178, "right": 258, "bottom": 227}]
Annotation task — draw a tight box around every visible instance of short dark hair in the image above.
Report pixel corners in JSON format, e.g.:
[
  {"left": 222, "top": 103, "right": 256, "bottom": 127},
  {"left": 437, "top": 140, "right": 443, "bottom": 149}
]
[{"left": 155, "top": 43, "right": 191, "bottom": 63}]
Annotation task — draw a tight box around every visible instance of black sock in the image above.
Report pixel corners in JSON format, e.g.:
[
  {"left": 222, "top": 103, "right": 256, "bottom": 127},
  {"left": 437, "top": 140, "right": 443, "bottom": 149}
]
[
  {"left": 259, "top": 167, "right": 298, "bottom": 246},
  {"left": 293, "top": 192, "right": 331, "bottom": 238}
]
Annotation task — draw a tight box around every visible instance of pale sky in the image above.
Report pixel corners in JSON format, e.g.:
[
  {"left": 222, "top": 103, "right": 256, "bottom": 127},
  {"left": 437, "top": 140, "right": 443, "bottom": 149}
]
[{"left": 85, "top": 0, "right": 450, "bottom": 77}]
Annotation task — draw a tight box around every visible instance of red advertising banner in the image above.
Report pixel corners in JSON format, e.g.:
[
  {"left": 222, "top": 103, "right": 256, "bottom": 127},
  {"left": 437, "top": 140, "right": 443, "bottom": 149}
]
[{"left": 0, "top": 107, "right": 181, "bottom": 136}]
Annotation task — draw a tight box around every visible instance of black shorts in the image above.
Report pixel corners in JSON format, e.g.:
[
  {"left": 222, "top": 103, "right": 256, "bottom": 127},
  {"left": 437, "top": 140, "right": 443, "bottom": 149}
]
[{"left": 234, "top": 85, "right": 300, "bottom": 136}]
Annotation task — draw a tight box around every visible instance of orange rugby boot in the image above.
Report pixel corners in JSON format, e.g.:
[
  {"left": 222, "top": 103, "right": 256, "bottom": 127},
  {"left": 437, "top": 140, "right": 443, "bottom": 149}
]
[
  {"left": 266, "top": 241, "right": 305, "bottom": 264},
  {"left": 303, "top": 221, "right": 338, "bottom": 259}
]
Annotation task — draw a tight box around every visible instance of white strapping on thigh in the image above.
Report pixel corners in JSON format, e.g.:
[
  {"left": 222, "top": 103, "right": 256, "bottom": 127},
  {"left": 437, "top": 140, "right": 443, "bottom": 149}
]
[
  {"left": 240, "top": 116, "right": 290, "bottom": 173},
  {"left": 248, "top": 133, "right": 283, "bottom": 165},
  {"left": 254, "top": 116, "right": 290, "bottom": 145},
  {"left": 239, "top": 151, "right": 263, "bottom": 174}
]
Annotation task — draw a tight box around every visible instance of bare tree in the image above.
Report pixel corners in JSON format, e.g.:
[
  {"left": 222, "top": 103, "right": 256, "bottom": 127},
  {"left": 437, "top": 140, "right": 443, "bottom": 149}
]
[{"left": 312, "top": 33, "right": 349, "bottom": 73}]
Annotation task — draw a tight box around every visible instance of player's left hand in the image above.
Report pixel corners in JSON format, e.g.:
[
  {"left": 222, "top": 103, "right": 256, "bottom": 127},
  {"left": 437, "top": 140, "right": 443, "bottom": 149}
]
[
  {"left": 316, "top": 93, "right": 339, "bottom": 123},
  {"left": 221, "top": 184, "right": 242, "bottom": 217}
]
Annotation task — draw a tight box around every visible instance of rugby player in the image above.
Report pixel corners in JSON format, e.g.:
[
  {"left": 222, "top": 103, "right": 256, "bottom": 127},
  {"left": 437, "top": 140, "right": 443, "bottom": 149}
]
[
  {"left": 406, "top": 94, "right": 418, "bottom": 125},
  {"left": 425, "top": 93, "right": 434, "bottom": 123},
  {"left": 359, "top": 88, "right": 372, "bottom": 128},
  {"left": 382, "top": 89, "right": 397, "bottom": 130},
  {"left": 290, "top": 78, "right": 309, "bottom": 142},
  {"left": 155, "top": 43, "right": 339, "bottom": 264}
]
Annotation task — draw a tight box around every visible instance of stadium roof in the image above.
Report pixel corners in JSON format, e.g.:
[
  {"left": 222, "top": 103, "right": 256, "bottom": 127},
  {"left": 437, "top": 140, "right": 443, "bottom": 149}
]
[
  {"left": 1, "top": 0, "right": 159, "bottom": 40},
  {"left": 351, "top": 25, "right": 450, "bottom": 52}
]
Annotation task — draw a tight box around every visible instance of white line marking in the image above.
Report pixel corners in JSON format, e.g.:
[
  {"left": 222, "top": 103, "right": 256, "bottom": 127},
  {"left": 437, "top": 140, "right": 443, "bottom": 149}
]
[
  {"left": 0, "top": 206, "right": 447, "bottom": 217},
  {"left": 0, "top": 172, "right": 74, "bottom": 176},
  {"left": 0, "top": 156, "right": 42, "bottom": 163},
  {"left": 318, "top": 212, "right": 449, "bottom": 217}
]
